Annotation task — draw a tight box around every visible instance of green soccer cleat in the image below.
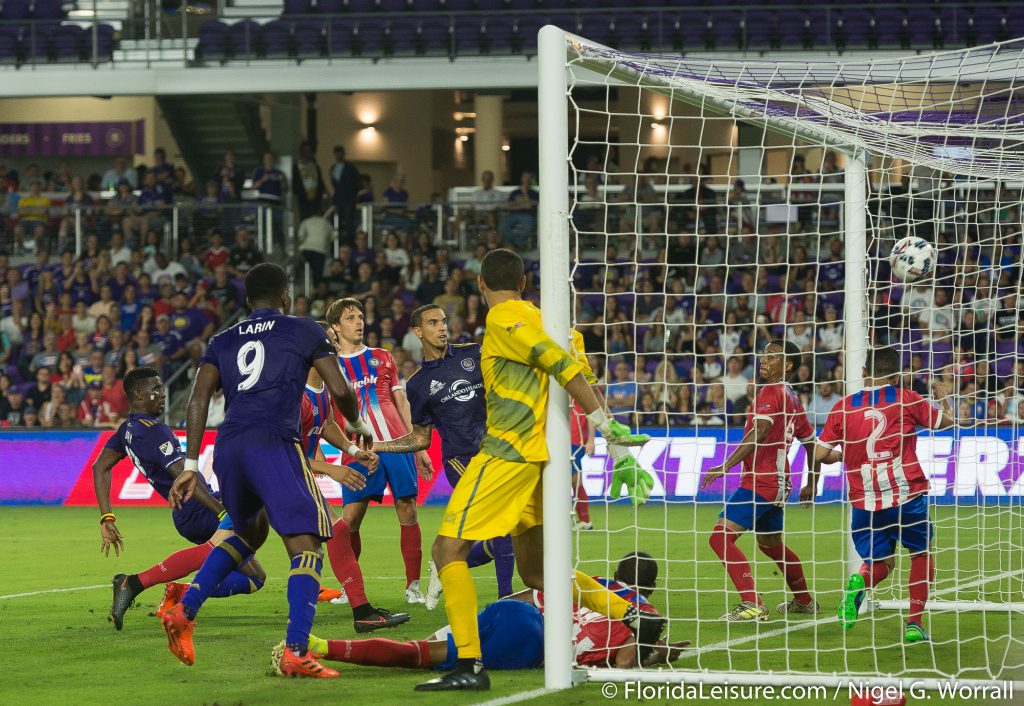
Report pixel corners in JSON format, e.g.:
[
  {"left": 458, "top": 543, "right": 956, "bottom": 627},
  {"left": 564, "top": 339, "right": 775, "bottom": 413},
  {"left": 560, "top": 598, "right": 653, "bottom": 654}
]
[
  {"left": 904, "top": 621, "right": 930, "bottom": 643},
  {"left": 837, "top": 573, "right": 865, "bottom": 630}
]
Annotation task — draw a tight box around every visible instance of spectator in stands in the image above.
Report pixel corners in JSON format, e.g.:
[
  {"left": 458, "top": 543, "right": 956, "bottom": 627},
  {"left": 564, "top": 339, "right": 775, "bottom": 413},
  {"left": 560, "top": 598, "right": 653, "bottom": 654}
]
[
  {"left": 13, "top": 179, "right": 50, "bottom": 254},
  {"left": 107, "top": 179, "right": 140, "bottom": 238},
  {"left": 293, "top": 140, "right": 326, "bottom": 221},
  {"left": 296, "top": 207, "right": 333, "bottom": 287},
  {"left": 381, "top": 173, "right": 412, "bottom": 233},
  {"left": 253, "top": 152, "right": 287, "bottom": 243},
  {"left": 415, "top": 261, "right": 444, "bottom": 306},
  {"left": 214, "top": 149, "right": 243, "bottom": 203},
  {"left": 919, "top": 288, "right": 955, "bottom": 340},
  {"left": 228, "top": 227, "right": 263, "bottom": 276},
  {"left": 809, "top": 380, "right": 839, "bottom": 426},
  {"left": 433, "top": 278, "right": 466, "bottom": 320},
  {"left": 102, "top": 157, "right": 137, "bottom": 191},
  {"left": 330, "top": 145, "right": 360, "bottom": 244},
  {"left": 501, "top": 171, "right": 538, "bottom": 248},
  {"left": 469, "top": 170, "right": 504, "bottom": 225},
  {"left": 150, "top": 148, "right": 176, "bottom": 187},
  {"left": 25, "top": 366, "right": 52, "bottom": 409},
  {"left": 607, "top": 361, "right": 638, "bottom": 418},
  {"left": 29, "top": 331, "right": 59, "bottom": 374},
  {"left": 168, "top": 292, "right": 213, "bottom": 359},
  {"left": 39, "top": 382, "right": 65, "bottom": 427},
  {"left": 152, "top": 313, "right": 186, "bottom": 372},
  {"left": 721, "top": 355, "right": 749, "bottom": 404},
  {"left": 202, "top": 230, "right": 229, "bottom": 273},
  {"left": 0, "top": 386, "right": 27, "bottom": 426}
]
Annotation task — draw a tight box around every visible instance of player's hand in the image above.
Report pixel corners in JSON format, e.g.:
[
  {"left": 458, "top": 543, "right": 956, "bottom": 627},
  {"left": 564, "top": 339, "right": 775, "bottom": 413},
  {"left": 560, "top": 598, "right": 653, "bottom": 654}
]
[
  {"left": 100, "top": 521, "right": 124, "bottom": 558},
  {"left": 700, "top": 465, "right": 725, "bottom": 489},
  {"left": 346, "top": 417, "right": 374, "bottom": 449},
  {"left": 168, "top": 470, "right": 199, "bottom": 510},
  {"left": 354, "top": 449, "right": 379, "bottom": 474},
  {"left": 931, "top": 379, "right": 951, "bottom": 400},
  {"left": 602, "top": 419, "right": 650, "bottom": 448},
  {"left": 799, "top": 483, "right": 816, "bottom": 507},
  {"left": 415, "top": 450, "right": 434, "bottom": 481},
  {"left": 583, "top": 439, "right": 595, "bottom": 456},
  {"left": 642, "top": 639, "right": 692, "bottom": 667},
  {"left": 332, "top": 465, "right": 367, "bottom": 491},
  {"left": 609, "top": 454, "right": 655, "bottom": 506}
]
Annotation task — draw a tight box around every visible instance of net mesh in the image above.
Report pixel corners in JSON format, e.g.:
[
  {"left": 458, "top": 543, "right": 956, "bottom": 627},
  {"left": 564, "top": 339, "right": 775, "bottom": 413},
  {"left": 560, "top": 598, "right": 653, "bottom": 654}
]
[{"left": 559, "top": 34, "right": 1024, "bottom": 684}]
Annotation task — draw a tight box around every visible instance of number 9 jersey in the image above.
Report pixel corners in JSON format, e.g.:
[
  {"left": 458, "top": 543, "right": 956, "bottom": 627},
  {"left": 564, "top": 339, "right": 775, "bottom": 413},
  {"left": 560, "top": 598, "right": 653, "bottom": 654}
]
[{"left": 200, "top": 307, "right": 336, "bottom": 441}]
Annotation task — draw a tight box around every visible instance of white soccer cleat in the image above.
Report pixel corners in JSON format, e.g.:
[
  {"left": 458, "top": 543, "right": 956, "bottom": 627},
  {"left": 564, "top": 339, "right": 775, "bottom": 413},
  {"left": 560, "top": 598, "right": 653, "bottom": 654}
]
[
  {"left": 425, "top": 561, "right": 443, "bottom": 610},
  {"left": 776, "top": 598, "right": 820, "bottom": 615},
  {"left": 575, "top": 519, "right": 593, "bottom": 531},
  {"left": 405, "top": 580, "right": 426, "bottom": 605},
  {"left": 329, "top": 588, "right": 350, "bottom": 606}
]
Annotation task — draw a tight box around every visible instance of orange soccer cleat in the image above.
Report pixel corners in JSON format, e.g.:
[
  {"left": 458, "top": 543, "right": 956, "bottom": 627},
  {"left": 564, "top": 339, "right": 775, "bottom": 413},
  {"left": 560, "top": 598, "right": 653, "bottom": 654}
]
[
  {"left": 317, "top": 586, "right": 343, "bottom": 602},
  {"left": 161, "top": 603, "right": 196, "bottom": 666},
  {"left": 277, "top": 646, "right": 340, "bottom": 679},
  {"left": 154, "top": 582, "right": 188, "bottom": 618}
]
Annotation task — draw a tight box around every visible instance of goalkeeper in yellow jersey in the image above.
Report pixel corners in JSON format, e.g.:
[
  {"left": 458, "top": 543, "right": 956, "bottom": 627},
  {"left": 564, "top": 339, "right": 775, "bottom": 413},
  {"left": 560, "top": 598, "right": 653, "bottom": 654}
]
[{"left": 415, "top": 249, "right": 659, "bottom": 692}]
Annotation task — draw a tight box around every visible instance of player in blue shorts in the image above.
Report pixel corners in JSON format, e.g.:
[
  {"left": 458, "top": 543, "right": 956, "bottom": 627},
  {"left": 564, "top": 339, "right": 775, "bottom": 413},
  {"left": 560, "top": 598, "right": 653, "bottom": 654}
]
[
  {"left": 162, "top": 263, "right": 373, "bottom": 679},
  {"left": 375, "top": 303, "right": 515, "bottom": 606},
  {"left": 289, "top": 551, "right": 689, "bottom": 672},
  {"left": 94, "top": 366, "right": 266, "bottom": 631}
]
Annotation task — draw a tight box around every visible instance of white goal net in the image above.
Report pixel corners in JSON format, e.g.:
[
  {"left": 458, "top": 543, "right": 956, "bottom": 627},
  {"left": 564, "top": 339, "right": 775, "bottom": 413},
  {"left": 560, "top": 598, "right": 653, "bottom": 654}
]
[{"left": 538, "top": 26, "right": 1024, "bottom": 691}]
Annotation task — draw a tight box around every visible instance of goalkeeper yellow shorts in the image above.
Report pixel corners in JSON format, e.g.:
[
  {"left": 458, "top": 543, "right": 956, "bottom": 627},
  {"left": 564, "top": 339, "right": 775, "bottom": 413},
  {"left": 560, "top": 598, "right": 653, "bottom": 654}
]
[{"left": 438, "top": 452, "right": 544, "bottom": 541}]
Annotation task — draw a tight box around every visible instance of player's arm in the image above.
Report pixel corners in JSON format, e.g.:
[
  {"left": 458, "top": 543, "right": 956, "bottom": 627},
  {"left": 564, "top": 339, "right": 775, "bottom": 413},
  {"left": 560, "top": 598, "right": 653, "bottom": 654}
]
[
  {"left": 92, "top": 447, "right": 126, "bottom": 557},
  {"left": 165, "top": 458, "right": 226, "bottom": 518},
  {"left": 700, "top": 417, "right": 772, "bottom": 488},
  {"left": 307, "top": 457, "right": 367, "bottom": 491},
  {"left": 798, "top": 437, "right": 822, "bottom": 507},
  {"left": 320, "top": 412, "right": 379, "bottom": 472},
  {"left": 931, "top": 380, "right": 956, "bottom": 430},
  {"left": 392, "top": 386, "right": 434, "bottom": 480},
  {"left": 313, "top": 354, "right": 373, "bottom": 444},
  {"left": 370, "top": 423, "right": 434, "bottom": 454},
  {"left": 171, "top": 362, "right": 220, "bottom": 510}
]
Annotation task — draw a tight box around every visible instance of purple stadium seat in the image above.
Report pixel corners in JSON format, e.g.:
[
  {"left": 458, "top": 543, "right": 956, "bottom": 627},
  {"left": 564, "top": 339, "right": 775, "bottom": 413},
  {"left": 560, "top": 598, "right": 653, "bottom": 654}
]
[
  {"left": 33, "top": 0, "right": 62, "bottom": 20},
  {"left": 417, "top": 18, "right": 453, "bottom": 55},
  {"left": 293, "top": 18, "right": 324, "bottom": 56},
  {"left": 378, "top": 0, "right": 408, "bottom": 11},
  {"left": 23, "top": 21, "right": 55, "bottom": 60},
  {"left": 0, "top": 26, "right": 19, "bottom": 59},
  {"left": 439, "top": 0, "right": 474, "bottom": 11},
  {"left": 326, "top": 18, "right": 354, "bottom": 54},
  {"left": 54, "top": 23, "right": 84, "bottom": 59},
  {"left": 229, "top": 19, "right": 261, "bottom": 56},
  {"left": 260, "top": 18, "right": 292, "bottom": 55},
  {"left": 345, "top": 0, "right": 375, "bottom": 11},
  {"left": 350, "top": 17, "right": 386, "bottom": 55},
  {"left": 197, "top": 19, "right": 229, "bottom": 60},
  {"left": 95, "top": 22, "right": 115, "bottom": 58},
  {"left": 316, "top": 0, "right": 344, "bottom": 13},
  {"left": 610, "top": 14, "right": 651, "bottom": 51},
  {"left": 383, "top": 19, "right": 416, "bottom": 55},
  {"left": 282, "top": 0, "right": 313, "bottom": 15},
  {"left": 2, "top": 0, "right": 31, "bottom": 20}
]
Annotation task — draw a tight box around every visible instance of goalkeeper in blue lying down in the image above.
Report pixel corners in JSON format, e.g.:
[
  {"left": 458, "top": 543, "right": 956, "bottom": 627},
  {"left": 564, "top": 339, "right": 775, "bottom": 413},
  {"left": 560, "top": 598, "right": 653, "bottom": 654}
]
[{"left": 273, "top": 552, "right": 689, "bottom": 673}]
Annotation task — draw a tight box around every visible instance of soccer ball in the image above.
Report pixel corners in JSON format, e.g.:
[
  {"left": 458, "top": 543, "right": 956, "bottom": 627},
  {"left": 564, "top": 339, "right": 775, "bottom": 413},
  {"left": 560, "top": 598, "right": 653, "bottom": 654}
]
[{"left": 889, "top": 236, "right": 934, "bottom": 283}]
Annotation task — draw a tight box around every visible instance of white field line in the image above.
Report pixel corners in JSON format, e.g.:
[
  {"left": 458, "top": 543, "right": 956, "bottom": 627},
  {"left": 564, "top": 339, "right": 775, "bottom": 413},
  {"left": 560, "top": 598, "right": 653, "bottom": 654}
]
[{"left": 472, "top": 688, "right": 555, "bottom": 706}]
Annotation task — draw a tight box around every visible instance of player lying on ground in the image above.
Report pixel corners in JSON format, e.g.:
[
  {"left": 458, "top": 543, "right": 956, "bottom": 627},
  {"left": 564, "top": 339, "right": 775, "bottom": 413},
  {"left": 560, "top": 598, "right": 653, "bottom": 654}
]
[
  {"left": 299, "top": 332, "right": 411, "bottom": 633},
  {"left": 417, "top": 249, "right": 660, "bottom": 692},
  {"left": 326, "top": 297, "right": 429, "bottom": 605},
  {"left": 811, "top": 346, "right": 954, "bottom": 643},
  {"left": 92, "top": 366, "right": 267, "bottom": 630},
  {"left": 373, "top": 303, "right": 515, "bottom": 606},
  {"left": 701, "top": 340, "right": 822, "bottom": 622},
  {"left": 278, "top": 552, "right": 689, "bottom": 673},
  {"left": 163, "top": 263, "right": 373, "bottom": 679}
]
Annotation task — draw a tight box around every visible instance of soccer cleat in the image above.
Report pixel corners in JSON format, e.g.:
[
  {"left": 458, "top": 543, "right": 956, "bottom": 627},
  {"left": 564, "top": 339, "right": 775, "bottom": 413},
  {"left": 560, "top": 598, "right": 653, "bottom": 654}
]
[
  {"left": 623, "top": 606, "right": 667, "bottom": 663},
  {"left": 307, "top": 634, "right": 329, "bottom": 657},
  {"left": 838, "top": 573, "right": 866, "bottom": 630},
  {"left": 721, "top": 601, "right": 770, "bottom": 622},
  {"left": 777, "top": 598, "right": 821, "bottom": 615},
  {"left": 425, "top": 561, "right": 443, "bottom": 610},
  {"left": 318, "top": 586, "right": 343, "bottom": 602},
  {"left": 575, "top": 519, "right": 593, "bottom": 531},
  {"left": 161, "top": 603, "right": 196, "bottom": 666},
  {"left": 405, "top": 580, "right": 426, "bottom": 605},
  {"left": 354, "top": 607, "right": 412, "bottom": 633},
  {"left": 109, "top": 574, "right": 143, "bottom": 631},
  {"left": 905, "top": 621, "right": 930, "bottom": 643},
  {"left": 276, "top": 644, "right": 339, "bottom": 679},
  {"left": 415, "top": 661, "right": 490, "bottom": 691},
  {"left": 154, "top": 582, "right": 188, "bottom": 618},
  {"left": 329, "top": 588, "right": 350, "bottom": 606}
]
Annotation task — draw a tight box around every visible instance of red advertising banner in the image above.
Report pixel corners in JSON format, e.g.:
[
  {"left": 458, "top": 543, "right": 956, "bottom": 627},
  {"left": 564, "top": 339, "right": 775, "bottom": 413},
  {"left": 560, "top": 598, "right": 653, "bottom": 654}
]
[{"left": 63, "top": 429, "right": 446, "bottom": 508}]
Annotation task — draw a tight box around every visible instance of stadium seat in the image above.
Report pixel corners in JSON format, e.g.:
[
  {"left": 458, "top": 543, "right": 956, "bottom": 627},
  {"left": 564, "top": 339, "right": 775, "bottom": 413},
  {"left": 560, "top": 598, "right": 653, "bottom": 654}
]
[
  {"left": 326, "top": 18, "right": 354, "bottom": 54},
  {"left": 32, "top": 0, "right": 62, "bottom": 20},
  {"left": 282, "top": 0, "right": 313, "bottom": 15},
  {"left": 260, "top": 18, "right": 292, "bottom": 56},
  {"left": 1, "top": 0, "right": 30, "bottom": 20},
  {"left": 0, "top": 26, "right": 19, "bottom": 61},
  {"left": 416, "top": 19, "right": 453, "bottom": 55},
  {"left": 293, "top": 18, "right": 325, "bottom": 56},
  {"left": 377, "top": 0, "right": 409, "bottom": 11},
  {"left": 54, "top": 23, "right": 84, "bottom": 59},
  {"left": 345, "top": 0, "right": 375, "bottom": 12},
  {"left": 197, "top": 19, "right": 230, "bottom": 61},
  {"left": 229, "top": 19, "right": 261, "bottom": 57},
  {"left": 316, "top": 0, "right": 344, "bottom": 13}
]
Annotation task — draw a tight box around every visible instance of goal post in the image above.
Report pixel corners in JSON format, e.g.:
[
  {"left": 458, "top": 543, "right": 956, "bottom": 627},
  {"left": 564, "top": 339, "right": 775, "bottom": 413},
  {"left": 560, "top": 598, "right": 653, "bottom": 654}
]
[{"left": 539, "top": 24, "right": 1024, "bottom": 692}]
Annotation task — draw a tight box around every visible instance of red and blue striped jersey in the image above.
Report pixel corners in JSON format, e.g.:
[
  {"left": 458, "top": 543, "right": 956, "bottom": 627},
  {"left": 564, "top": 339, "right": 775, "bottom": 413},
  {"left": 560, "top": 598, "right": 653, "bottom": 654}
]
[
  {"left": 335, "top": 346, "right": 408, "bottom": 442},
  {"left": 300, "top": 383, "right": 333, "bottom": 459}
]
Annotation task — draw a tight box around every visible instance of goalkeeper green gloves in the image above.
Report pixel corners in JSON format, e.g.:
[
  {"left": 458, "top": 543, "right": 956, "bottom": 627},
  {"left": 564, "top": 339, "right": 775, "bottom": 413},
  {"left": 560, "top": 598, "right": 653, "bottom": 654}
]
[
  {"left": 587, "top": 409, "right": 650, "bottom": 447},
  {"left": 609, "top": 453, "right": 655, "bottom": 506}
]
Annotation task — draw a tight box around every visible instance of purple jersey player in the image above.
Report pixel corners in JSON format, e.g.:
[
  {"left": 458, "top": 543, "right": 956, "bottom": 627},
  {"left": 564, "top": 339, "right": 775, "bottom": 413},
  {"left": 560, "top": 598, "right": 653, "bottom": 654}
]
[
  {"left": 93, "top": 366, "right": 267, "bottom": 632},
  {"left": 161, "top": 263, "right": 373, "bottom": 679},
  {"left": 373, "top": 304, "right": 514, "bottom": 605}
]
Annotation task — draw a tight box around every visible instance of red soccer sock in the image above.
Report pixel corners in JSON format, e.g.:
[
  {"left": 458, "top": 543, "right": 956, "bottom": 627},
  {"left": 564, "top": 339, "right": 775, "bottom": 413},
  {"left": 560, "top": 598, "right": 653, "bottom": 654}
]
[
  {"left": 400, "top": 523, "right": 423, "bottom": 585},
  {"left": 326, "top": 638, "right": 432, "bottom": 668},
  {"left": 709, "top": 526, "right": 759, "bottom": 604},
  {"left": 575, "top": 482, "right": 590, "bottom": 523},
  {"left": 758, "top": 542, "right": 812, "bottom": 605},
  {"left": 859, "top": 561, "right": 892, "bottom": 589},
  {"left": 908, "top": 553, "right": 933, "bottom": 624},
  {"left": 137, "top": 542, "right": 213, "bottom": 589},
  {"left": 350, "top": 530, "right": 362, "bottom": 560},
  {"left": 325, "top": 518, "right": 369, "bottom": 609}
]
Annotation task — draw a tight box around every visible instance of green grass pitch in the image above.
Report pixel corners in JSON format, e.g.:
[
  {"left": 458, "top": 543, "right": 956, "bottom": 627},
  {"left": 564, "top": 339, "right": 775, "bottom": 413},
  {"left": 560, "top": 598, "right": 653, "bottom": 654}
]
[{"left": 2, "top": 504, "right": 1020, "bottom": 706}]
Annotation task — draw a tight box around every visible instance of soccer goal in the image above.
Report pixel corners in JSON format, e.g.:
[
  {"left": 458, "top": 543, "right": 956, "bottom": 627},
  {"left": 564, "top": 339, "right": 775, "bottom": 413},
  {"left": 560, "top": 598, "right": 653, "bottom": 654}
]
[{"left": 537, "top": 25, "right": 1024, "bottom": 692}]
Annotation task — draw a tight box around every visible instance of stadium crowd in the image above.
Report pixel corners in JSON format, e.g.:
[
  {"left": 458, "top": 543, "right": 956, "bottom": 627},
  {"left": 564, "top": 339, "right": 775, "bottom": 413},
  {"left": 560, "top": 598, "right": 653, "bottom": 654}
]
[{"left": 1, "top": 148, "right": 1022, "bottom": 430}]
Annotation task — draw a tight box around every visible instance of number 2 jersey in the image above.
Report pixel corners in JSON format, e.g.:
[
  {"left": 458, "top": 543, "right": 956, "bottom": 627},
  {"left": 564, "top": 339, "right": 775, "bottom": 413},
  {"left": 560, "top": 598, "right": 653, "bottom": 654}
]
[
  {"left": 199, "top": 307, "right": 335, "bottom": 441},
  {"left": 741, "top": 382, "right": 816, "bottom": 505},
  {"left": 818, "top": 385, "right": 943, "bottom": 511}
]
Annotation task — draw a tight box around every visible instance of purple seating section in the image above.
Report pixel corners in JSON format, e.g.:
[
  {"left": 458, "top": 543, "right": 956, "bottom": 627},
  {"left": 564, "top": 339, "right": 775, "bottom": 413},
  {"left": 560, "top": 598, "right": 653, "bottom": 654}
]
[{"left": 195, "top": 3, "right": 1021, "bottom": 61}]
